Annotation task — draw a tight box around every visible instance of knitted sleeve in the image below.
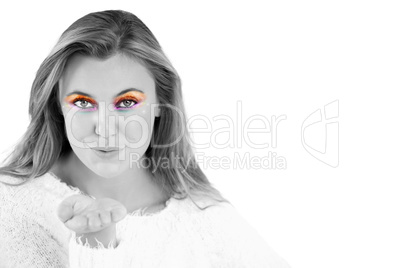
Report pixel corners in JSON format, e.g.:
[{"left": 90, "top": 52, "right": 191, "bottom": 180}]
[
  {"left": 0, "top": 178, "right": 128, "bottom": 268},
  {"left": 0, "top": 181, "right": 68, "bottom": 268},
  {"left": 68, "top": 231, "right": 127, "bottom": 267}
]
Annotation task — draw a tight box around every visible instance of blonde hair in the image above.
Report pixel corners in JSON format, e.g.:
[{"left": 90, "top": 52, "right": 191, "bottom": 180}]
[{"left": 0, "top": 9, "right": 230, "bottom": 209}]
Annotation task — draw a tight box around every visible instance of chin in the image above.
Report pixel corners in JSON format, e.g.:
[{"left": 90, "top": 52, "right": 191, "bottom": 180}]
[{"left": 91, "top": 163, "right": 124, "bottom": 179}]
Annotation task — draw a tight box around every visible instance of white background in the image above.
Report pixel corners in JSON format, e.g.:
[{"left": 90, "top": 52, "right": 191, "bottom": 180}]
[{"left": 0, "top": 1, "right": 401, "bottom": 267}]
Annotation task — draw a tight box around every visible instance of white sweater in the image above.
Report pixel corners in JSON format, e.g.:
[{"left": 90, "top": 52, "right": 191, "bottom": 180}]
[{"left": 0, "top": 172, "right": 290, "bottom": 268}]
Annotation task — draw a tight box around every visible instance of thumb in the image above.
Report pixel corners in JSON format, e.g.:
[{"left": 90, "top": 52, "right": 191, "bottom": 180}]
[{"left": 57, "top": 194, "right": 83, "bottom": 223}]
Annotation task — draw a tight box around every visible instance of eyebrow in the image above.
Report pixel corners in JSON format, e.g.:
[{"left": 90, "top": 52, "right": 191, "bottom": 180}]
[{"left": 66, "top": 88, "right": 144, "bottom": 99}]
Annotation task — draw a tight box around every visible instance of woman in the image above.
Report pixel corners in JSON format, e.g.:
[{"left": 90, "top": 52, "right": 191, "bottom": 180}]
[{"left": 0, "top": 9, "right": 290, "bottom": 268}]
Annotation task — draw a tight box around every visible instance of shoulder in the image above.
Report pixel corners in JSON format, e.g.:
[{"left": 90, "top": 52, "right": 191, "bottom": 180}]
[
  {"left": 0, "top": 173, "right": 69, "bottom": 206},
  {"left": 183, "top": 197, "right": 250, "bottom": 228},
  {"left": 0, "top": 172, "right": 77, "bottom": 198},
  {"left": 0, "top": 173, "right": 53, "bottom": 220},
  {"left": 0, "top": 172, "right": 76, "bottom": 228},
  {"left": 168, "top": 197, "right": 254, "bottom": 241},
  {"left": 189, "top": 199, "right": 257, "bottom": 237},
  {"left": 0, "top": 173, "right": 31, "bottom": 204}
]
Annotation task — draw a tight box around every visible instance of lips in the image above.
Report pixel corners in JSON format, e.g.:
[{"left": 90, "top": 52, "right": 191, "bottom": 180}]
[
  {"left": 91, "top": 147, "right": 119, "bottom": 152},
  {"left": 91, "top": 147, "right": 120, "bottom": 159}
]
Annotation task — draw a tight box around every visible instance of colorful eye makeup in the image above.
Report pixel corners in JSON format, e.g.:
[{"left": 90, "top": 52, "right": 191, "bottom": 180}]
[
  {"left": 64, "top": 90, "right": 146, "bottom": 111},
  {"left": 114, "top": 91, "right": 146, "bottom": 111},
  {"left": 64, "top": 95, "right": 97, "bottom": 111}
]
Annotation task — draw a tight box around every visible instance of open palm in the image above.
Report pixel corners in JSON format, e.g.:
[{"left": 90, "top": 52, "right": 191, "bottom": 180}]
[{"left": 57, "top": 194, "right": 127, "bottom": 234}]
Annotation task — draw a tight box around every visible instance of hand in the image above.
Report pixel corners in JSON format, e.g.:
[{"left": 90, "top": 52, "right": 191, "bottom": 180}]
[{"left": 57, "top": 194, "right": 127, "bottom": 248}]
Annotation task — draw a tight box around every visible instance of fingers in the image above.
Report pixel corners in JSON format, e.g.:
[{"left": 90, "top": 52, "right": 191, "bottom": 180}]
[
  {"left": 111, "top": 206, "right": 127, "bottom": 222},
  {"left": 99, "top": 210, "right": 112, "bottom": 225},
  {"left": 63, "top": 212, "right": 104, "bottom": 233},
  {"left": 65, "top": 215, "right": 88, "bottom": 233},
  {"left": 87, "top": 211, "right": 102, "bottom": 229}
]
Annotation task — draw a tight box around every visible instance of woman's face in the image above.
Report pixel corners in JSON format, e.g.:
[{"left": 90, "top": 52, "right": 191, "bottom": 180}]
[{"left": 58, "top": 53, "right": 160, "bottom": 178}]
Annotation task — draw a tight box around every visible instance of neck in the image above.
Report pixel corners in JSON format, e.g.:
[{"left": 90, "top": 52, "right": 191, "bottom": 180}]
[{"left": 51, "top": 150, "right": 170, "bottom": 214}]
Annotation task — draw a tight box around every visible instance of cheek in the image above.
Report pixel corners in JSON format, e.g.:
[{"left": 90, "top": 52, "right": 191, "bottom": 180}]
[
  {"left": 119, "top": 105, "right": 154, "bottom": 144},
  {"left": 65, "top": 113, "right": 93, "bottom": 142}
]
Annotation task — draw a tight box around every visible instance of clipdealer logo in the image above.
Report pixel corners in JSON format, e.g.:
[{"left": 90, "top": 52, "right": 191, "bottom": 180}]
[{"left": 301, "top": 100, "right": 339, "bottom": 168}]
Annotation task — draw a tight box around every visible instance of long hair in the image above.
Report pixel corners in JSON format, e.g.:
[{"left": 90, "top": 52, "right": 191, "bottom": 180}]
[{"left": 0, "top": 9, "right": 230, "bottom": 209}]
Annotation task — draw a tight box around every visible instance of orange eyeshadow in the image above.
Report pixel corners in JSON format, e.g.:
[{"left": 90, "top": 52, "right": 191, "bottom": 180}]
[
  {"left": 113, "top": 92, "right": 146, "bottom": 110},
  {"left": 64, "top": 91, "right": 146, "bottom": 111},
  {"left": 65, "top": 94, "right": 96, "bottom": 104}
]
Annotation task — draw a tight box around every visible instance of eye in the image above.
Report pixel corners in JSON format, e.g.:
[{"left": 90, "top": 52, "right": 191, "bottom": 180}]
[
  {"left": 116, "top": 99, "right": 138, "bottom": 109},
  {"left": 74, "top": 99, "right": 95, "bottom": 109}
]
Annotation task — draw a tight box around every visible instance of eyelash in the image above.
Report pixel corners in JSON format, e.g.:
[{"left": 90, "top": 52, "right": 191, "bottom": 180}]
[
  {"left": 72, "top": 98, "right": 139, "bottom": 110},
  {"left": 115, "top": 98, "right": 139, "bottom": 110}
]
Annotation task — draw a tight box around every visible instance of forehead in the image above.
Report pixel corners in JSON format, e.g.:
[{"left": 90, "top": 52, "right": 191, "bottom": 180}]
[{"left": 59, "top": 53, "right": 155, "bottom": 99}]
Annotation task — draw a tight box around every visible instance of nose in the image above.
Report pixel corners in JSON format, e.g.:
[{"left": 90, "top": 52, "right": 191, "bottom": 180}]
[{"left": 94, "top": 102, "right": 117, "bottom": 139}]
